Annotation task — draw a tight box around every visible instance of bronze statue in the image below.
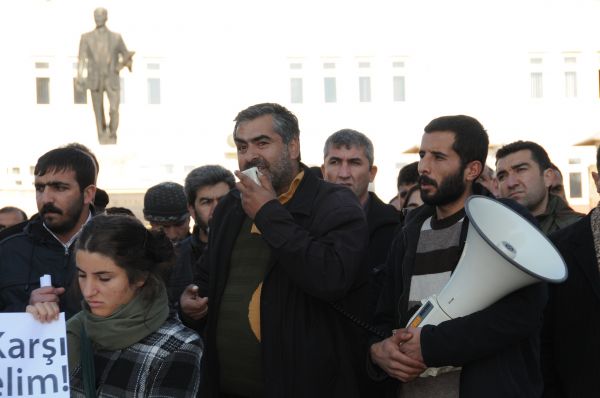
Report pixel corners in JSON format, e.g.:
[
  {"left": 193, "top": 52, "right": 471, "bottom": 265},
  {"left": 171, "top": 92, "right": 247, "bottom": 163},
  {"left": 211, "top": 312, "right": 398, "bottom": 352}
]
[{"left": 76, "top": 8, "right": 134, "bottom": 145}]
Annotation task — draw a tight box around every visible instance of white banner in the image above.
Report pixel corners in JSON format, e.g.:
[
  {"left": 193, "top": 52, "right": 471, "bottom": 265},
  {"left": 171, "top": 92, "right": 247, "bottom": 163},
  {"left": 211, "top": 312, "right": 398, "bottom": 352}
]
[{"left": 0, "top": 312, "right": 69, "bottom": 397}]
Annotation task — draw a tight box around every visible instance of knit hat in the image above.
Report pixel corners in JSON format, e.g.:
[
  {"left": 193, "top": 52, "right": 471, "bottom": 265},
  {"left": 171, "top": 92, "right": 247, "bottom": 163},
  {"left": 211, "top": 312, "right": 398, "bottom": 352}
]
[{"left": 143, "top": 182, "right": 189, "bottom": 223}]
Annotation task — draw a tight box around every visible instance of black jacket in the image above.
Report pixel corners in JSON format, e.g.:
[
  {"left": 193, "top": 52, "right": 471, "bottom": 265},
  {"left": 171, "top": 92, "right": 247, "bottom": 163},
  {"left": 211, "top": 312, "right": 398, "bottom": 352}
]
[
  {"left": 197, "top": 166, "right": 369, "bottom": 398},
  {"left": 168, "top": 229, "right": 206, "bottom": 305},
  {"left": 0, "top": 217, "right": 82, "bottom": 317},
  {"left": 365, "top": 192, "right": 401, "bottom": 315},
  {"left": 542, "top": 212, "right": 600, "bottom": 397},
  {"left": 370, "top": 196, "right": 547, "bottom": 398}
]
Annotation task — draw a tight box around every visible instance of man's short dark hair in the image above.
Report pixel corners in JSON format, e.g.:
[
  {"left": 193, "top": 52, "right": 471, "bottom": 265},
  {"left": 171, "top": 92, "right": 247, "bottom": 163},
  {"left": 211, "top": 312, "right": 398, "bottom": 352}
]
[
  {"left": 63, "top": 142, "right": 99, "bottom": 176},
  {"left": 495, "top": 140, "right": 552, "bottom": 172},
  {"left": 596, "top": 146, "right": 600, "bottom": 172},
  {"left": 397, "top": 161, "right": 419, "bottom": 188},
  {"left": 323, "top": 129, "right": 374, "bottom": 168},
  {"left": 34, "top": 147, "right": 97, "bottom": 191},
  {"left": 233, "top": 103, "right": 300, "bottom": 145},
  {"left": 424, "top": 115, "right": 489, "bottom": 168},
  {"left": 184, "top": 165, "right": 235, "bottom": 206},
  {"left": 94, "top": 188, "right": 110, "bottom": 208}
]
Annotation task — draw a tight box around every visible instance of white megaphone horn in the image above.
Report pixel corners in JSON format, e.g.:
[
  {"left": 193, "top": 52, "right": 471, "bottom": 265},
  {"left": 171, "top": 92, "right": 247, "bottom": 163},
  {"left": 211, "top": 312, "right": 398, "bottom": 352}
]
[{"left": 406, "top": 195, "right": 567, "bottom": 329}]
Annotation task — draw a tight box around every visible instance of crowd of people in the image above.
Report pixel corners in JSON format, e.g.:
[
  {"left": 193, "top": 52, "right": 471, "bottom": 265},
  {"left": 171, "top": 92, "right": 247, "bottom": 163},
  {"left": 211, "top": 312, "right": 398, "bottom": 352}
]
[{"left": 0, "top": 102, "right": 598, "bottom": 397}]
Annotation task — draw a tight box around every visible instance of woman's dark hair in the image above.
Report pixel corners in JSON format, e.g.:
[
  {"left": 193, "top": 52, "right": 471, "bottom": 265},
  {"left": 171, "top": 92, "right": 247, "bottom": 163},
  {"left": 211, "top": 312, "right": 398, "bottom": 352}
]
[{"left": 75, "top": 214, "right": 174, "bottom": 302}]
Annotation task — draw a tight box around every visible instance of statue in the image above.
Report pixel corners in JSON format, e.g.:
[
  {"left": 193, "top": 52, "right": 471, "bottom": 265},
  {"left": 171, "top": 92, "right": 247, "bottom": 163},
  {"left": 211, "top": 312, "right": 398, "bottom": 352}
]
[{"left": 76, "top": 8, "right": 134, "bottom": 145}]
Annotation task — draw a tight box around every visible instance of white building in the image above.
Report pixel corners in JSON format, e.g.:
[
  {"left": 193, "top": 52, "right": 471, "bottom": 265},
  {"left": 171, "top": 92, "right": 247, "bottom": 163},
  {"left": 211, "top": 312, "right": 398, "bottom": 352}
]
[{"left": 1, "top": 0, "right": 599, "bottom": 218}]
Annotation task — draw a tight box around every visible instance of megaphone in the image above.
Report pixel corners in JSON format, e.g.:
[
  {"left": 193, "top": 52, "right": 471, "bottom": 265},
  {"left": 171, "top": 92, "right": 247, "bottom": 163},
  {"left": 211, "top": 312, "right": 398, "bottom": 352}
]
[{"left": 407, "top": 195, "right": 567, "bottom": 329}]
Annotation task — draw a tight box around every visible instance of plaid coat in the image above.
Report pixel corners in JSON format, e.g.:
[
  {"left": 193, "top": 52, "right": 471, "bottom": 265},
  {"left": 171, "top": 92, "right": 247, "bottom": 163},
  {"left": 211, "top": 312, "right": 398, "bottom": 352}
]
[{"left": 70, "top": 315, "right": 203, "bottom": 397}]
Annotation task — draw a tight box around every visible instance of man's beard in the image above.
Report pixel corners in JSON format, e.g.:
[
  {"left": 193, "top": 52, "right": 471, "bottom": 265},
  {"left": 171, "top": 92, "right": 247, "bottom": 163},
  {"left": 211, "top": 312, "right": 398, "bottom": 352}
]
[
  {"left": 40, "top": 196, "right": 85, "bottom": 235},
  {"left": 419, "top": 167, "right": 467, "bottom": 207},
  {"left": 193, "top": 210, "right": 208, "bottom": 233},
  {"left": 243, "top": 146, "right": 295, "bottom": 194}
]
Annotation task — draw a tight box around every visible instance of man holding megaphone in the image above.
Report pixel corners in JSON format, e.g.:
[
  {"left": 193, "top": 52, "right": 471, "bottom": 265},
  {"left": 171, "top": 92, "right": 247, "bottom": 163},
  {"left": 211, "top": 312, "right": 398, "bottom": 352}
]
[{"left": 368, "top": 115, "right": 549, "bottom": 398}]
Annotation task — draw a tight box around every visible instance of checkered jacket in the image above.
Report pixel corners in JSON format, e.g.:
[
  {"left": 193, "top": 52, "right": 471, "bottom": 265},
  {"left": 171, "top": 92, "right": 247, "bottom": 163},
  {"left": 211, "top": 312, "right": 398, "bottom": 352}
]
[{"left": 69, "top": 315, "right": 203, "bottom": 397}]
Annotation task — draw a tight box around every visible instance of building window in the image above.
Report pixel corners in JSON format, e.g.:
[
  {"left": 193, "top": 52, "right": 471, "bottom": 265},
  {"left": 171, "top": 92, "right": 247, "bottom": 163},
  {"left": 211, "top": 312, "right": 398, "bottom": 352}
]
[
  {"left": 147, "top": 78, "right": 161, "bottom": 104},
  {"left": 290, "top": 78, "right": 303, "bottom": 103},
  {"left": 289, "top": 63, "right": 302, "bottom": 70},
  {"left": 73, "top": 78, "right": 87, "bottom": 104},
  {"left": 72, "top": 62, "right": 86, "bottom": 104},
  {"left": 530, "top": 72, "right": 543, "bottom": 98},
  {"left": 146, "top": 61, "right": 162, "bottom": 105},
  {"left": 569, "top": 172, "right": 582, "bottom": 198},
  {"left": 393, "top": 76, "right": 406, "bottom": 101},
  {"left": 359, "top": 76, "right": 371, "bottom": 102},
  {"left": 11, "top": 167, "right": 20, "bottom": 174},
  {"left": 35, "top": 61, "right": 51, "bottom": 105},
  {"left": 323, "top": 62, "right": 336, "bottom": 69},
  {"left": 36, "top": 77, "right": 50, "bottom": 104},
  {"left": 324, "top": 77, "right": 337, "bottom": 103},
  {"left": 565, "top": 71, "right": 577, "bottom": 98}
]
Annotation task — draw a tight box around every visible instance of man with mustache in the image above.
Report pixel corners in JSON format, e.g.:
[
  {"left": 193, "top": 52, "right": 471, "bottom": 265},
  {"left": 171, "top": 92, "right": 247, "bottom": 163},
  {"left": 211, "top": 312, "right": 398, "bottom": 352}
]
[
  {"left": 183, "top": 103, "right": 368, "bottom": 398},
  {"left": 0, "top": 147, "right": 97, "bottom": 318},
  {"left": 495, "top": 140, "right": 582, "bottom": 235},
  {"left": 368, "top": 116, "right": 546, "bottom": 397}
]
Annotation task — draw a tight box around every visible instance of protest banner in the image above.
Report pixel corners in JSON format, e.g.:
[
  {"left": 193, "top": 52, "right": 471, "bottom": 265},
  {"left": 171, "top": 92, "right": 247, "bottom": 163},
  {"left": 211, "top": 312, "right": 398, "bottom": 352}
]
[{"left": 0, "top": 313, "right": 69, "bottom": 397}]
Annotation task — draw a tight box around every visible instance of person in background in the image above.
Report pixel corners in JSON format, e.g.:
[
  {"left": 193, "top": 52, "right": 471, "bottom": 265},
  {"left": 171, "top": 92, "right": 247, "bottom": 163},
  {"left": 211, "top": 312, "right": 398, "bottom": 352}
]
[
  {"left": 143, "top": 182, "right": 191, "bottom": 244},
  {"left": 321, "top": 128, "right": 400, "bottom": 396},
  {"left": 143, "top": 181, "right": 195, "bottom": 304},
  {"left": 93, "top": 188, "right": 109, "bottom": 214},
  {"left": 105, "top": 206, "right": 136, "bottom": 217},
  {"left": 0, "top": 206, "right": 27, "bottom": 231},
  {"left": 321, "top": 128, "right": 400, "bottom": 314},
  {"left": 27, "top": 214, "right": 203, "bottom": 397},
  {"left": 400, "top": 184, "right": 424, "bottom": 218},
  {"left": 548, "top": 163, "right": 567, "bottom": 203},
  {"left": 177, "top": 165, "right": 235, "bottom": 310},
  {"left": 183, "top": 165, "right": 235, "bottom": 265},
  {"left": 495, "top": 140, "right": 582, "bottom": 235},
  {"left": 476, "top": 164, "right": 499, "bottom": 197},
  {"left": 390, "top": 161, "right": 419, "bottom": 211},
  {"left": 540, "top": 145, "right": 600, "bottom": 397}
]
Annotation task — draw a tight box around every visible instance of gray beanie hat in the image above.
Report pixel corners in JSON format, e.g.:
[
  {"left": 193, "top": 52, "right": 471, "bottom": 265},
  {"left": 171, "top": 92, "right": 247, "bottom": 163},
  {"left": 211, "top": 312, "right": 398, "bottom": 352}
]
[{"left": 143, "top": 182, "right": 189, "bottom": 223}]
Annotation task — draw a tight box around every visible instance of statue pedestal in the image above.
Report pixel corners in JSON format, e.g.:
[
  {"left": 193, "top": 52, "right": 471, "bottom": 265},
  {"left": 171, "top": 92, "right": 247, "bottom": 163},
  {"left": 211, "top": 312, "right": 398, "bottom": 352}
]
[{"left": 98, "top": 134, "right": 117, "bottom": 145}]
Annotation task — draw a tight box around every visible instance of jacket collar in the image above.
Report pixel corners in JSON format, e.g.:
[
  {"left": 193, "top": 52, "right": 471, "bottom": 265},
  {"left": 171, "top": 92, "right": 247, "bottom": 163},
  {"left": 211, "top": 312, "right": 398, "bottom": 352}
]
[{"left": 280, "top": 163, "right": 318, "bottom": 217}]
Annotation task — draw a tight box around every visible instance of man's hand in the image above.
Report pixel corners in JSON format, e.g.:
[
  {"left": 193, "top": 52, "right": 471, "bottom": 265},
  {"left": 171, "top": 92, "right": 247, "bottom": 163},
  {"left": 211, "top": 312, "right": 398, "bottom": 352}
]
[
  {"left": 234, "top": 170, "right": 277, "bottom": 219},
  {"left": 369, "top": 330, "right": 427, "bottom": 382},
  {"left": 29, "top": 286, "right": 65, "bottom": 306},
  {"left": 26, "top": 302, "right": 60, "bottom": 323},
  {"left": 180, "top": 285, "right": 208, "bottom": 321},
  {"left": 398, "top": 327, "right": 424, "bottom": 364}
]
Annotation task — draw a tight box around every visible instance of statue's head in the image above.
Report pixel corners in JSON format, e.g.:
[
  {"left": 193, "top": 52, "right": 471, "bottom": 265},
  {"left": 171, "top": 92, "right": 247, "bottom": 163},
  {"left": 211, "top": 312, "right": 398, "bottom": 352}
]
[{"left": 93, "top": 8, "right": 108, "bottom": 28}]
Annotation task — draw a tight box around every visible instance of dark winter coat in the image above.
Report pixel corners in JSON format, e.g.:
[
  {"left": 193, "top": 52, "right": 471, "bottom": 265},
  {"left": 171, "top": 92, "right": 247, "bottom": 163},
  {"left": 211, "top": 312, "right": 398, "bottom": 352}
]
[
  {"left": 0, "top": 217, "right": 82, "bottom": 317},
  {"left": 197, "top": 166, "right": 369, "bottom": 398},
  {"left": 542, "top": 212, "right": 600, "bottom": 397}
]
